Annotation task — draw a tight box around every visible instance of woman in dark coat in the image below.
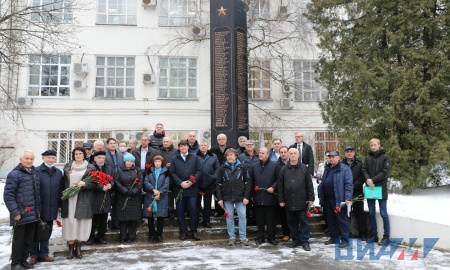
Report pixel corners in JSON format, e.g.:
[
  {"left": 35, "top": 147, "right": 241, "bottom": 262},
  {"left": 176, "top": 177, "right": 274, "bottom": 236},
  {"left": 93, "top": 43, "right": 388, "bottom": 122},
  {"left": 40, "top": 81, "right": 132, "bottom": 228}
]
[
  {"left": 114, "top": 154, "right": 143, "bottom": 243},
  {"left": 143, "top": 155, "right": 170, "bottom": 242}
]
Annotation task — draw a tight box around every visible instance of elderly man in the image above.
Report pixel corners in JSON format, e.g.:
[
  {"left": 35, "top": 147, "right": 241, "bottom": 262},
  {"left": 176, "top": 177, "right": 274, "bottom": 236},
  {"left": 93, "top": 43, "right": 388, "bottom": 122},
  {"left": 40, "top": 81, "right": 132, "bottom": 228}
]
[
  {"left": 210, "top": 133, "right": 232, "bottom": 165},
  {"left": 238, "top": 140, "right": 259, "bottom": 168},
  {"left": 289, "top": 132, "right": 315, "bottom": 176},
  {"left": 86, "top": 151, "right": 114, "bottom": 245},
  {"left": 132, "top": 134, "right": 158, "bottom": 175},
  {"left": 158, "top": 136, "right": 178, "bottom": 218},
  {"left": 4, "top": 151, "right": 41, "bottom": 270},
  {"left": 236, "top": 136, "right": 247, "bottom": 155},
  {"left": 105, "top": 138, "right": 124, "bottom": 173},
  {"left": 196, "top": 140, "right": 220, "bottom": 228},
  {"left": 251, "top": 147, "right": 279, "bottom": 245},
  {"left": 150, "top": 123, "right": 165, "bottom": 149},
  {"left": 83, "top": 142, "right": 93, "bottom": 161},
  {"left": 127, "top": 139, "right": 138, "bottom": 153},
  {"left": 89, "top": 140, "right": 105, "bottom": 163},
  {"left": 362, "top": 138, "right": 391, "bottom": 246},
  {"left": 276, "top": 146, "right": 291, "bottom": 241},
  {"left": 278, "top": 148, "right": 314, "bottom": 251},
  {"left": 187, "top": 131, "right": 200, "bottom": 154},
  {"left": 269, "top": 138, "right": 282, "bottom": 162},
  {"left": 28, "top": 150, "right": 62, "bottom": 266},
  {"left": 318, "top": 151, "right": 354, "bottom": 248}
]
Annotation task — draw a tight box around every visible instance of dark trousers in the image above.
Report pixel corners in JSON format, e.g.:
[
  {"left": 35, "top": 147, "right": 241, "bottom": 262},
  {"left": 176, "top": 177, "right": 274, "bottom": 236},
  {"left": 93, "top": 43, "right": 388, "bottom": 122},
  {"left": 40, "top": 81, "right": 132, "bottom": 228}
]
[
  {"left": 352, "top": 199, "right": 367, "bottom": 237},
  {"left": 214, "top": 189, "right": 224, "bottom": 215},
  {"left": 91, "top": 213, "right": 108, "bottom": 239},
  {"left": 286, "top": 210, "right": 310, "bottom": 245},
  {"left": 30, "top": 221, "right": 53, "bottom": 259},
  {"left": 176, "top": 196, "right": 199, "bottom": 234},
  {"left": 110, "top": 191, "right": 119, "bottom": 228},
  {"left": 255, "top": 205, "right": 277, "bottom": 239},
  {"left": 12, "top": 222, "right": 37, "bottom": 266},
  {"left": 197, "top": 186, "right": 213, "bottom": 223},
  {"left": 119, "top": 220, "right": 137, "bottom": 241},
  {"left": 277, "top": 205, "right": 290, "bottom": 237},
  {"left": 148, "top": 217, "right": 165, "bottom": 237},
  {"left": 324, "top": 197, "right": 350, "bottom": 241}
]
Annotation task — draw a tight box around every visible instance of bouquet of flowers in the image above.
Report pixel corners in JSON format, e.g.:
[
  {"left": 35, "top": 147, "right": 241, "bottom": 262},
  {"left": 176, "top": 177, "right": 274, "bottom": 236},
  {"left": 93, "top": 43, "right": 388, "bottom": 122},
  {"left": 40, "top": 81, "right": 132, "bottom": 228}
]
[
  {"left": 254, "top": 185, "right": 278, "bottom": 196},
  {"left": 122, "top": 178, "right": 140, "bottom": 210},
  {"left": 213, "top": 195, "right": 230, "bottom": 218},
  {"left": 61, "top": 170, "right": 113, "bottom": 201},
  {"left": 175, "top": 175, "right": 196, "bottom": 202},
  {"left": 306, "top": 206, "right": 319, "bottom": 218},
  {"left": 334, "top": 194, "right": 365, "bottom": 214}
]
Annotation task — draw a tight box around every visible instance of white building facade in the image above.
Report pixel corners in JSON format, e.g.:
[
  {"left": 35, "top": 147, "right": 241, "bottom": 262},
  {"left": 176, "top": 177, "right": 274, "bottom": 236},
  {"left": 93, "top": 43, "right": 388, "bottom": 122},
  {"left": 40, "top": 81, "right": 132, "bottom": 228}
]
[{"left": 0, "top": 0, "right": 338, "bottom": 177}]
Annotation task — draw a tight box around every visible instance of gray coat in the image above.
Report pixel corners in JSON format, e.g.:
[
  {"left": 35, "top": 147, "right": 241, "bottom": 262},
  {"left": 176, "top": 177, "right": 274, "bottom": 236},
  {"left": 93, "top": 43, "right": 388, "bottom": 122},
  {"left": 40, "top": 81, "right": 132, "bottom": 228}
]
[
  {"left": 114, "top": 165, "right": 143, "bottom": 221},
  {"left": 143, "top": 167, "right": 170, "bottom": 218},
  {"left": 61, "top": 163, "right": 97, "bottom": 219},
  {"left": 105, "top": 149, "right": 124, "bottom": 173}
]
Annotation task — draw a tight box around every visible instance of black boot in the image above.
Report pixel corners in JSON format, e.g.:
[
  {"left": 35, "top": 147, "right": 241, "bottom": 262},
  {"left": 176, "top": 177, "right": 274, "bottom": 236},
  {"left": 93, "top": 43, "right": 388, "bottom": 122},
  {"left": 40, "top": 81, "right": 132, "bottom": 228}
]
[
  {"left": 67, "top": 244, "right": 75, "bottom": 259},
  {"left": 75, "top": 242, "right": 82, "bottom": 259},
  {"left": 378, "top": 235, "right": 389, "bottom": 246}
]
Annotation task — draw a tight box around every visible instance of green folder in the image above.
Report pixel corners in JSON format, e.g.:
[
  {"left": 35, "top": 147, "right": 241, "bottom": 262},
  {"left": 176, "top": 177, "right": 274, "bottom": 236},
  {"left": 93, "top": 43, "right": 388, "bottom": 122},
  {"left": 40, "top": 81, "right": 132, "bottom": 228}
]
[{"left": 364, "top": 186, "right": 382, "bottom": 199}]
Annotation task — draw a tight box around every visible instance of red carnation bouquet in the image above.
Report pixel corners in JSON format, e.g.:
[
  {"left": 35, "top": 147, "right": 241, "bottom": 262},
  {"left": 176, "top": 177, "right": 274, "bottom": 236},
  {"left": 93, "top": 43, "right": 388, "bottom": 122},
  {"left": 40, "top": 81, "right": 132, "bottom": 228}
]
[
  {"left": 306, "top": 206, "right": 319, "bottom": 218},
  {"left": 334, "top": 194, "right": 364, "bottom": 214},
  {"left": 61, "top": 170, "right": 113, "bottom": 201},
  {"left": 254, "top": 185, "right": 278, "bottom": 196},
  {"left": 122, "top": 178, "right": 140, "bottom": 210},
  {"left": 10, "top": 206, "right": 31, "bottom": 244},
  {"left": 175, "top": 176, "right": 196, "bottom": 202}
]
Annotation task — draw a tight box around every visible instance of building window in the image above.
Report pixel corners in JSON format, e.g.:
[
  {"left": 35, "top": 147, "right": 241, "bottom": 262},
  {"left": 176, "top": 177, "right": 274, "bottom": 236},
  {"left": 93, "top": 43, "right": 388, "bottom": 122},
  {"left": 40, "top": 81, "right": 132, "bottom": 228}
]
[
  {"left": 95, "top": 56, "right": 135, "bottom": 98},
  {"left": 47, "top": 132, "right": 111, "bottom": 164},
  {"left": 158, "top": 57, "right": 197, "bottom": 99},
  {"left": 97, "top": 0, "right": 137, "bottom": 25},
  {"left": 28, "top": 55, "right": 71, "bottom": 97},
  {"left": 31, "top": 0, "right": 73, "bottom": 23},
  {"left": 158, "top": 0, "right": 197, "bottom": 27},
  {"left": 248, "top": 0, "right": 269, "bottom": 29},
  {"left": 248, "top": 60, "right": 270, "bottom": 100},
  {"left": 249, "top": 131, "right": 272, "bottom": 150},
  {"left": 314, "top": 131, "right": 338, "bottom": 168},
  {"left": 293, "top": 61, "right": 327, "bottom": 101}
]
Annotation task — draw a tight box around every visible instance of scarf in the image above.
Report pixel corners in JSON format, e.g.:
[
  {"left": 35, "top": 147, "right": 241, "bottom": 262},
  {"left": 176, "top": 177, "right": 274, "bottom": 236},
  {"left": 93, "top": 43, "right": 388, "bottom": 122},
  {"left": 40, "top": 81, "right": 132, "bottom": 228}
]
[{"left": 153, "top": 167, "right": 163, "bottom": 213}]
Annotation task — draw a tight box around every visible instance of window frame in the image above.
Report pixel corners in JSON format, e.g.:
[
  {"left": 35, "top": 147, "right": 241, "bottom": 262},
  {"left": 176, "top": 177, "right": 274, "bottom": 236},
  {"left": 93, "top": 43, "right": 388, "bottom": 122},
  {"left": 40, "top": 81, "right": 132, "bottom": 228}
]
[
  {"left": 31, "top": 0, "right": 74, "bottom": 23},
  {"left": 158, "top": 56, "right": 198, "bottom": 100},
  {"left": 293, "top": 60, "right": 327, "bottom": 101},
  {"left": 28, "top": 55, "right": 71, "bottom": 98},
  {"left": 94, "top": 56, "right": 136, "bottom": 99},
  {"left": 96, "top": 0, "right": 137, "bottom": 25},
  {"left": 158, "top": 0, "right": 197, "bottom": 27},
  {"left": 248, "top": 59, "right": 271, "bottom": 100}
]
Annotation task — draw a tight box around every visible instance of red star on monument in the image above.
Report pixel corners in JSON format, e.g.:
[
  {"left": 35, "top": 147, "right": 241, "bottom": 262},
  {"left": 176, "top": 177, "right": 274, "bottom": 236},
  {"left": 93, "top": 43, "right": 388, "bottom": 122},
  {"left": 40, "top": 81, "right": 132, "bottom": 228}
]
[{"left": 218, "top": 6, "right": 227, "bottom": 16}]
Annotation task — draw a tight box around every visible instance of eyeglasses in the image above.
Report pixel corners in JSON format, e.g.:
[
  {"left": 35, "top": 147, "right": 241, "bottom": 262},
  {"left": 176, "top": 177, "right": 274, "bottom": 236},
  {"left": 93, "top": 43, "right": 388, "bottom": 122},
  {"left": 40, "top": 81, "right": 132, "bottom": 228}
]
[{"left": 245, "top": 144, "right": 254, "bottom": 146}]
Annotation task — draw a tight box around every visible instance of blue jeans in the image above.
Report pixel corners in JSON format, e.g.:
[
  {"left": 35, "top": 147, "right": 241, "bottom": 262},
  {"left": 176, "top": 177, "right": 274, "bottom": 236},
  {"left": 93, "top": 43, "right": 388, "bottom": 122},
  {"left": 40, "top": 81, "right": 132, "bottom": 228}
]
[
  {"left": 367, "top": 199, "right": 390, "bottom": 236},
  {"left": 224, "top": 201, "right": 246, "bottom": 240},
  {"left": 30, "top": 221, "right": 53, "bottom": 258}
]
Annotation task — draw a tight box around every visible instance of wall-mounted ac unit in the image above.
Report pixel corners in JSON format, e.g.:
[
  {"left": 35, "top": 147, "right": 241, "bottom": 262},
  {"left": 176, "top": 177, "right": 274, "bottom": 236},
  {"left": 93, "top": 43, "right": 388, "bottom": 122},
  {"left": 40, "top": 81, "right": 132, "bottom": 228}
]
[
  {"left": 281, "top": 98, "right": 294, "bottom": 109},
  {"left": 73, "top": 63, "right": 88, "bottom": 74},
  {"left": 74, "top": 79, "right": 87, "bottom": 90},
  {"left": 202, "top": 131, "right": 211, "bottom": 140},
  {"left": 143, "top": 73, "right": 155, "bottom": 84},
  {"left": 192, "top": 26, "right": 205, "bottom": 40},
  {"left": 114, "top": 132, "right": 130, "bottom": 141},
  {"left": 282, "top": 84, "right": 292, "bottom": 93},
  {"left": 17, "top": 97, "right": 33, "bottom": 108},
  {"left": 142, "top": 0, "right": 157, "bottom": 8},
  {"left": 279, "top": 6, "right": 288, "bottom": 16}
]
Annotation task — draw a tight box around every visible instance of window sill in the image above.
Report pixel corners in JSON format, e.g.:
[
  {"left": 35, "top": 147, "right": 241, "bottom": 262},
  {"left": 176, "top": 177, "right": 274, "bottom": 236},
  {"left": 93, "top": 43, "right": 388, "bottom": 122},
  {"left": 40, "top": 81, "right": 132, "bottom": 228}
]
[
  {"left": 95, "top": 23, "right": 137, "bottom": 26},
  {"left": 249, "top": 98, "right": 273, "bottom": 102},
  {"left": 93, "top": 97, "right": 136, "bottom": 100}
]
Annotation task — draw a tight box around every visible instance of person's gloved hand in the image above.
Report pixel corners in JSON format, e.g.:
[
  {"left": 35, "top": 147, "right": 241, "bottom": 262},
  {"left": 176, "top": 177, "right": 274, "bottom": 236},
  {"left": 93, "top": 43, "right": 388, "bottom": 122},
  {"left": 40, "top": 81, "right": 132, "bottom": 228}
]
[{"left": 126, "top": 191, "right": 135, "bottom": 197}]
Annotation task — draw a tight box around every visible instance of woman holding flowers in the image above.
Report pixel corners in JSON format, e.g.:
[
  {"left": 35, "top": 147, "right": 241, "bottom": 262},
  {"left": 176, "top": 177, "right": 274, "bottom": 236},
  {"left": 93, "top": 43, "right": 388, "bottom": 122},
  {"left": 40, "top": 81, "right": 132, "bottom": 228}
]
[
  {"left": 114, "top": 154, "right": 143, "bottom": 243},
  {"left": 61, "top": 147, "right": 96, "bottom": 260},
  {"left": 216, "top": 148, "right": 251, "bottom": 246},
  {"left": 143, "top": 155, "right": 170, "bottom": 242}
]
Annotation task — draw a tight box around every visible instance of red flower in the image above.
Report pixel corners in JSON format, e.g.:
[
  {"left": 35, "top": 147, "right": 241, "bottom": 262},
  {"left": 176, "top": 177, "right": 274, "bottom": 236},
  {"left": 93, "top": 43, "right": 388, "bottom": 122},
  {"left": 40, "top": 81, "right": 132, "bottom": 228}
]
[
  {"left": 55, "top": 220, "right": 62, "bottom": 227},
  {"left": 254, "top": 186, "right": 259, "bottom": 191},
  {"left": 189, "top": 175, "right": 196, "bottom": 183},
  {"left": 25, "top": 207, "right": 30, "bottom": 212},
  {"left": 146, "top": 208, "right": 152, "bottom": 213},
  {"left": 134, "top": 178, "right": 139, "bottom": 185},
  {"left": 314, "top": 208, "right": 319, "bottom": 214},
  {"left": 224, "top": 212, "right": 230, "bottom": 218},
  {"left": 145, "top": 164, "right": 152, "bottom": 169},
  {"left": 199, "top": 191, "right": 205, "bottom": 196},
  {"left": 306, "top": 211, "right": 312, "bottom": 218}
]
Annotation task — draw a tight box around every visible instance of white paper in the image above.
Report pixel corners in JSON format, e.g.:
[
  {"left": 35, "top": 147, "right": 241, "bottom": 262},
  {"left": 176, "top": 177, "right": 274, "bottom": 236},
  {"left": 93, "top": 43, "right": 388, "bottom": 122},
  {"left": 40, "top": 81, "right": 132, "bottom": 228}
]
[{"left": 347, "top": 202, "right": 352, "bottom": 217}]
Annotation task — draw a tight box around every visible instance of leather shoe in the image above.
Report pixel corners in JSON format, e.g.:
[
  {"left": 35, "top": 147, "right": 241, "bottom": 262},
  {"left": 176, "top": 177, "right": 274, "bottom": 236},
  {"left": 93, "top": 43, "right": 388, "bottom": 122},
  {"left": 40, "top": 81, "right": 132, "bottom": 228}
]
[
  {"left": 20, "top": 261, "right": 34, "bottom": 269},
  {"left": 85, "top": 237, "right": 95, "bottom": 245},
  {"left": 38, "top": 256, "right": 54, "bottom": 262},
  {"left": 254, "top": 238, "right": 265, "bottom": 245},
  {"left": 290, "top": 242, "right": 301, "bottom": 248},
  {"left": 201, "top": 221, "right": 212, "bottom": 228},
  {"left": 96, "top": 237, "right": 108, "bottom": 244},
  {"left": 340, "top": 241, "right": 348, "bottom": 248},
  {"left": 28, "top": 258, "right": 38, "bottom": 265},
  {"left": 303, "top": 244, "right": 311, "bottom": 251},
  {"left": 324, "top": 238, "right": 336, "bottom": 245},
  {"left": 179, "top": 233, "right": 186, "bottom": 240},
  {"left": 192, "top": 232, "right": 200, "bottom": 241},
  {"left": 11, "top": 265, "right": 25, "bottom": 270},
  {"left": 268, "top": 238, "right": 278, "bottom": 245}
]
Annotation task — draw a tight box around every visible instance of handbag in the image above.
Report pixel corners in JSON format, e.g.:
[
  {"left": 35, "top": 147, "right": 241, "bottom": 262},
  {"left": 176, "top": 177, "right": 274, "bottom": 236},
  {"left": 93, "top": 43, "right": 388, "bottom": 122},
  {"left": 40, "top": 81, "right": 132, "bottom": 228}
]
[{"left": 34, "top": 220, "right": 50, "bottom": 242}]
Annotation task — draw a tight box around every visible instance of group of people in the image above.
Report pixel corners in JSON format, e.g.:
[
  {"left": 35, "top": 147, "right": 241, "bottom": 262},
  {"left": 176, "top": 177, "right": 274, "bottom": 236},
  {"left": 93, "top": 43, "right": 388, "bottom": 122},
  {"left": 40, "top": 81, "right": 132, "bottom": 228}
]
[{"left": 4, "top": 122, "right": 391, "bottom": 269}]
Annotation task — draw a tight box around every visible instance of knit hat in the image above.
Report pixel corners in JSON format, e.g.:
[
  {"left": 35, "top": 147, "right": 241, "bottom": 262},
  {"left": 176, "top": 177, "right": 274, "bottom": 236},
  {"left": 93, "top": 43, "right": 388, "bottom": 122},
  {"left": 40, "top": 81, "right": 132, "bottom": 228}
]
[{"left": 123, "top": 155, "right": 136, "bottom": 163}]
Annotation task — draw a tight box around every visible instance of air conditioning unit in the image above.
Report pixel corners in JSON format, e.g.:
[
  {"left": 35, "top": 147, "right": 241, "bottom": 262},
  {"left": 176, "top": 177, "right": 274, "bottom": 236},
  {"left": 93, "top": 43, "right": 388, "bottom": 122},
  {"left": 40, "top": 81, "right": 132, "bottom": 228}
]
[
  {"left": 281, "top": 98, "right": 294, "bottom": 109},
  {"left": 142, "top": 0, "right": 157, "bottom": 8},
  {"left": 279, "top": 6, "right": 288, "bottom": 16},
  {"left": 74, "top": 79, "right": 87, "bottom": 90},
  {"left": 73, "top": 63, "right": 88, "bottom": 74},
  {"left": 202, "top": 131, "right": 211, "bottom": 140},
  {"left": 143, "top": 73, "right": 155, "bottom": 84},
  {"left": 114, "top": 132, "right": 130, "bottom": 141},
  {"left": 192, "top": 26, "right": 205, "bottom": 40},
  {"left": 17, "top": 97, "right": 33, "bottom": 108},
  {"left": 282, "top": 84, "right": 292, "bottom": 93}
]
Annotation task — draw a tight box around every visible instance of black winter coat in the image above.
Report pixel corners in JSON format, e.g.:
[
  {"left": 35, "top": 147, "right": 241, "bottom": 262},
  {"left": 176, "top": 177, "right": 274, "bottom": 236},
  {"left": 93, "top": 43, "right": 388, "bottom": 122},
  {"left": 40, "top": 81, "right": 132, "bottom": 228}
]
[
  {"left": 362, "top": 149, "right": 391, "bottom": 200},
  {"left": 114, "top": 165, "right": 143, "bottom": 221},
  {"left": 197, "top": 150, "right": 220, "bottom": 189},
  {"left": 105, "top": 149, "right": 124, "bottom": 173},
  {"left": 61, "top": 162, "right": 97, "bottom": 219},
  {"left": 188, "top": 140, "right": 200, "bottom": 154},
  {"left": 36, "top": 164, "right": 63, "bottom": 222},
  {"left": 4, "top": 164, "right": 41, "bottom": 226},
  {"left": 216, "top": 160, "right": 251, "bottom": 202},
  {"left": 157, "top": 145, "right": 178, "bottom": 167},
  {"left": 150, "top": 131, "right": 165, "bottom": 149},
  {"left": 238, "top": 151, "right": 259, "bottom": 170},
  {"left": 342, "top": 158, "right": 365, "bottom": 196},
  {"left": 288, "top": 142, "right": 315, "bottom": 175},
  {"left": 250, "top": 159, "right": 279, "bottom": 206},
  {"left": 210, "top": 145, "right": 232, "bottom": 165},
  {"left": 132, "top": 146, "right": 158, "bottom": 172},
  {"left": 278, "top": 162, "right": 314, "bottom": 211},
  {"left": 91, "top": 163, "right": 115, "bottom": 214},
  {"left": 170, "top": 152, "right": 202, "bottom": 198}
]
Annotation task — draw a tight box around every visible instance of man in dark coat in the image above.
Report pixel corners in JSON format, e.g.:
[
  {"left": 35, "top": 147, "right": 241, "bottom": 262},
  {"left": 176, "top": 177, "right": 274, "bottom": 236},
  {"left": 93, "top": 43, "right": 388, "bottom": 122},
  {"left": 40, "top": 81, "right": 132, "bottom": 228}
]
[
  {"left": 209, "top": 133, "right": 232, "bottom": 165},
  {"left": 318, "top": 151, "right": 354, "bottom": 248},
  {"left": 362, "top": 138, "right": 391, "bottom": 246},
  {"left": 4, "top": 151, "right": 41, "bottom": 270},
  {"left": 170, "top": 140, "right": 202, "bottom": 240},
  {"left": 236, "top": 136, "right": 247, "bottom": 155},
  {"left": 278, "top": 148, "right": 314, "bottom": 251},
  {"left": 187, "top": 131, "right": 200, "bottom": 154},
  {"left": 289, "top": 132, "right": 315, "bottom": 175},
  {"left": 276, "top": 146, "right": 291, "bottom": 241},
  {"left": 196, "top": 141, "right": 220, "bottom": 228},
  {"left": 342, "top": 145, "right": 367, "bottom": 240},
  {"left": 150, "top": 123, "right": 165, "bottom": 149},
  {"left": 105, "top": 138, "right": 124, "bottom": 173},
  {"left": 238, "top": 140, "right": 259, "bottom": 224},
  {"left": 157, "top": 137, "right": 178, "bottom": 218},
  {"left": 83, "top": 142, "right": 93, "bottom": 161},
  {"left": 29, "top": 150, "right": 62, "bottom": 265},
  {"left": 251, "top": 147, "right": 279, "bottom": 245},
  {"left": 132, "top": 134, "right": 158, "bottom": 175},
  {"left": 86, "top": 151, "right": 114, "bottom": 245}
]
